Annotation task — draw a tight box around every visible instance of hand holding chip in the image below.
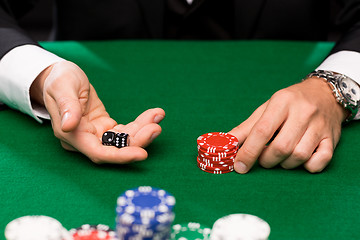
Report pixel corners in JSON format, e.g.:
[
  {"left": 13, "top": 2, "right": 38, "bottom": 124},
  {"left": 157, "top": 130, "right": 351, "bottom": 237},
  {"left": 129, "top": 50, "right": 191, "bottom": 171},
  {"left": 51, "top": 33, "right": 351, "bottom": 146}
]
[
  {"left": 229, "top": 78, "right": 348, "bottom": 174},
  {"left": 30, "top": 61, "right": 165, "bottom": 164}
]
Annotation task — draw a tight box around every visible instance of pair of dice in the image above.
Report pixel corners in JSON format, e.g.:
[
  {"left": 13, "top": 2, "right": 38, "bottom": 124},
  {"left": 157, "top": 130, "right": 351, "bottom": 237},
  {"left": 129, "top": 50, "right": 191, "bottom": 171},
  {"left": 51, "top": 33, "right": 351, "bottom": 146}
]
[{"left": 102, "top": 131, "right": 129, "bottom": 148}]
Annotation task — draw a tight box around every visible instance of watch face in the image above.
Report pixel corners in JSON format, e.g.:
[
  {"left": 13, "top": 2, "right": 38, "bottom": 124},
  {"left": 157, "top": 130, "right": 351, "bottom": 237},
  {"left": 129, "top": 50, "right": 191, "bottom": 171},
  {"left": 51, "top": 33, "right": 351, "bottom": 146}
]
[{"left": 339, "top": 77, "right": 360, "bottom": 105}]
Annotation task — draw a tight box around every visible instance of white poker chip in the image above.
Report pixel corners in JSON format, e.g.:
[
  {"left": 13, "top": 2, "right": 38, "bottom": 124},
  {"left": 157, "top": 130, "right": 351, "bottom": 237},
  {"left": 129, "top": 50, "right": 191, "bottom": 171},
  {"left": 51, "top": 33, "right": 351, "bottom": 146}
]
[
  {"left": 5, "top": 215, "right": 71, "bottom": 240},
  {"left": 210, "top": 214, "right": 270, "bottom": 240}
]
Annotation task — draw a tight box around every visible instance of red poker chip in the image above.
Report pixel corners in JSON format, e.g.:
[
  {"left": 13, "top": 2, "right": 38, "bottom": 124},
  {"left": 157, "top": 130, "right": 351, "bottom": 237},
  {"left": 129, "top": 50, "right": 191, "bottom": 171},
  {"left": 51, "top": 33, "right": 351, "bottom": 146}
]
[
  {"left": 197, "top": 157, "right": 234, "bottom": 167},
  {"left": 70, "top": 224, "right": 116, "bottom": 240},
  {"left": 197, "top": 166, "right": 234, "bottom": 174},
  {"left": 197, "top": 144, "right": 239, "bottom": 155},
  {"left": 197, "top": 162, "right": 234, "bottom": 171},
  {"left": 197, "top": 132, "right": 239, "bottom": 153},
  {"left": 197, "top": 155, "right": 234, "bottom": 164},
  {"left": 198, "top": 156, "right": 236, "bottom": 164},
  {"left": 198, "top": 148, "right": 238, "bottom": 160},
  {"left": 198, "top": 161, "right": 234, "bottom": 169}
]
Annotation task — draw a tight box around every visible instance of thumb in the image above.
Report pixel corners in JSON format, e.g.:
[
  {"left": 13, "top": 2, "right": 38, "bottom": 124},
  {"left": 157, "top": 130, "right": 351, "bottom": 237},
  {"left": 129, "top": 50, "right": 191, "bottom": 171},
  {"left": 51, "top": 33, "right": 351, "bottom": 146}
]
[
  {"left": 228, "top": 102, "right": 269, "bottom": 173},
  {"left": 228, "top": 122, "right": 252, "bottom": 174},
  {"left": 57, "top": 96, "right": 83, "bottom": 132},
  {"left": 43, "top": 62, "right": 89, "bottom": 132}
]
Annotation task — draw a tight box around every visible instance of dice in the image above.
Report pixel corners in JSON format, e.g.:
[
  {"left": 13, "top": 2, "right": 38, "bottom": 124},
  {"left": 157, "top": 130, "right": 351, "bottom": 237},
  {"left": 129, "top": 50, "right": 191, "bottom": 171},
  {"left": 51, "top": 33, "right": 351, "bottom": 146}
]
[
  {"left": 114, "top": 133, "right": 129, "bottom": 148},
  {"left": 102, "top": 131, "right": 129, "bottom": 148},
  {"left": 102, "top": 131, "right": 116, "bottom": 146}
]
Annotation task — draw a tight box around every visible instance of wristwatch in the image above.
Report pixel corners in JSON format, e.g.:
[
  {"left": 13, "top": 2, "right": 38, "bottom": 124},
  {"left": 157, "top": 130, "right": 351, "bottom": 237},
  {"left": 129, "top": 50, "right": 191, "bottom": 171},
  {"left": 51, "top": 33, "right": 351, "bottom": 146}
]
[{"left": 306, "top": 70, "right": 360, "bottom": 121}]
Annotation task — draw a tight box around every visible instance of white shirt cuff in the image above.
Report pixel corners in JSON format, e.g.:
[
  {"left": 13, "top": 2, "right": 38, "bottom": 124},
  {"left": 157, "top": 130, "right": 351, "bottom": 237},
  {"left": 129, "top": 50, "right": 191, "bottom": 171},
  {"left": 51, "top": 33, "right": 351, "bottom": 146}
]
[
  {"left": 316, "top": 51, "right": 360, "bottom": 84},
  {"left": 316, "top": 50, "right": 360, "bottom": 120},
  {"left": 0, "top": 45, "right": 64, "bottom": 123}
]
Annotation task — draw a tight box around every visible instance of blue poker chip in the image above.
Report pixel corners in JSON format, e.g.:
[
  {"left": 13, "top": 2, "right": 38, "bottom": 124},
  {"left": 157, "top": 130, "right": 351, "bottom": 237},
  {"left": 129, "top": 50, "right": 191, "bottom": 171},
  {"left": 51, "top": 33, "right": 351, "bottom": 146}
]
[
  {"left": 116, "top": 222, "right": 171, "bottom": 240},
  {"left": 116, "top": 212, "right": 175, "bottom": 226},
  {"left": 116, "top": 186, "right": 175, "bottom": 218},
  {"left": 115, "top": 214, "right": 174, "bottom": 240},
  {"left": 115, "top": 186, "right": 176, "bottom": 240},
  {"left": 116, "top": 229, "right": 170, "bottom": 240}
]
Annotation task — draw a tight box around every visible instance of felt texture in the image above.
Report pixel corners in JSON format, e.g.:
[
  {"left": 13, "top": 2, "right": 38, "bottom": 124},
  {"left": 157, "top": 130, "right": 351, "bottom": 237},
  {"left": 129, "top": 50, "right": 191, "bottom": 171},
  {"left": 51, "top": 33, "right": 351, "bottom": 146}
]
[{"left": 1, "top": 40, "right": 360, "bottom": 239}]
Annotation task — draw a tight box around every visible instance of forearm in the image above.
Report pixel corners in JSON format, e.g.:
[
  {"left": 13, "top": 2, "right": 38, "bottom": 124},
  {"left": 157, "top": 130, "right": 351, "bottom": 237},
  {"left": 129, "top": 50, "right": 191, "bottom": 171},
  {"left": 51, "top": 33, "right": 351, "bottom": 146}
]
[{"left": 0, "top": 45, "right": 64, "bottom": 122}]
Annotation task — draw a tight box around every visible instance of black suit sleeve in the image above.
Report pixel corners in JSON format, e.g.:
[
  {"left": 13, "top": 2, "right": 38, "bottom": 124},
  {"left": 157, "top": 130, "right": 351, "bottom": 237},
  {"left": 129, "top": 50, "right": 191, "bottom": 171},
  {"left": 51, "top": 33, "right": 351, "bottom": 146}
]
[
  {"left": 331, "top": 0, "right": 360, "bottom": 53},
  {"left": 0, "top": 0, "right": 39, "bottom": 59}
]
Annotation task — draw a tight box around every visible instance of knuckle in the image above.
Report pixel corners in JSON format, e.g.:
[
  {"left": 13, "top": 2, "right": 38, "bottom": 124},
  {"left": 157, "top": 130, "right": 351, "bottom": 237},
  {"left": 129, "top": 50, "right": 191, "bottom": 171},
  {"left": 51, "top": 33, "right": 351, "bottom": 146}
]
[
  {"left": 305, "top": 103, "right": 318, "bottom": 115},
  {"left": 272, "top": 89, "right": 293, "bottom": 100},
  {"left": 271, "top": 142, "right": 292, "bottom": 158},
  {"left": 299, "top": 103, "right": 318, "bottom": 120},
  {"left": 292, "top": 149, "right": 311, "bottom": 162},
  {"left": 241, "top": 145, "right": 258, "bottom": 160},
  {"left": 252, "top": 122, "right": 272, "bottom": 139},
  {"left": 306, "top": 151, "right": 333, "bottom": 173},
  {"left": 259, "top": 160, "right": 274, "bottom": 169},
  {"left": 271, "top": 89, "right": 299, "bottom": 104},
  {"left": 280, "top": 162, "right": 292, "bottom": 170},
  {"left": 320, "top": 149, "right": 333, "bottom": 164},
  {"left": 57, "top": 97, "right": 74, "bottom": 109}
]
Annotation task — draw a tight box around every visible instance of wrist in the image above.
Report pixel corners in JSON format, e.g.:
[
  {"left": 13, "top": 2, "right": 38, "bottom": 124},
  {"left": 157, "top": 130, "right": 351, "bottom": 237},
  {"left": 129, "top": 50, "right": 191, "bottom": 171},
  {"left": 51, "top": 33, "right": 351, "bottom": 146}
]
[
  {"left": 305, "top": 70, "right": 360, "bottom": 122},
  {"left": 303, "top": 77, "right": 349, "bottom": 123},
  {"left": 30, "top": 64, "right": 54, "bottom": 106}
]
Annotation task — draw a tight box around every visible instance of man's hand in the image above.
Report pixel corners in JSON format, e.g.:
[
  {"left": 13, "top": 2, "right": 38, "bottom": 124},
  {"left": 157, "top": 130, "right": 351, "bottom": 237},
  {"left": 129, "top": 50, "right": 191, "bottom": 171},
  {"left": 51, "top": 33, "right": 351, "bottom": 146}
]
[
  {"left": 30, "top": 61, "right": 165, "bottom": 163},
  {"left": 229, "top": 77, "right": 348, "bottom": 174}
]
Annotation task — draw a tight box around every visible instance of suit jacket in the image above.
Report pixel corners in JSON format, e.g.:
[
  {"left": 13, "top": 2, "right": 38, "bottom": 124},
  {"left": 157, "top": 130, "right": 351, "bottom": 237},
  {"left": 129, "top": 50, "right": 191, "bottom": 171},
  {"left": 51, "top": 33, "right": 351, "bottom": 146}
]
[{"left": 1, "top": 0, "right": 360, "bottom": 58}]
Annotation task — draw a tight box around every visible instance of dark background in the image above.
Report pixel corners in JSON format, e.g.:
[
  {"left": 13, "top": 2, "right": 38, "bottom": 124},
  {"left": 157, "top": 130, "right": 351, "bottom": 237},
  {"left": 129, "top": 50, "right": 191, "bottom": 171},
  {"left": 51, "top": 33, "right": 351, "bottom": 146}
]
[
  {"left": 16, "top": 0, "right": 341, "bottom": 42},
  {"left": 17, "top": 0, "right": 53, "bottom": 41}
]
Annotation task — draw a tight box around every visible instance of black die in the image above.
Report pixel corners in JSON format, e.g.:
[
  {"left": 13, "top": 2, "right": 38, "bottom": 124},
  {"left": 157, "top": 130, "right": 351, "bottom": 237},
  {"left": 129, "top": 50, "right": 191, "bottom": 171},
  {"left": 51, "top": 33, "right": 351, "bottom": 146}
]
[
  {"left": 102, "top": 131, "right": 116, "bottom": 146},
  {"left": 115, "top": 133, "right": 130, "bottom": 148}
]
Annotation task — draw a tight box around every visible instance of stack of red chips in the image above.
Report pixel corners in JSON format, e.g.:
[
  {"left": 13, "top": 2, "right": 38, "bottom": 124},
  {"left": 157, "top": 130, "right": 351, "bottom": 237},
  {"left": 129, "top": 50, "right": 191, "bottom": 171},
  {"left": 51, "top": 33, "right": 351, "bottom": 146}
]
[
  {"left": 197, "top": 132, "right": 239, "bottom": 174},
  {"left": 69, "top": 224, "right": 117, "bottom": 240}
]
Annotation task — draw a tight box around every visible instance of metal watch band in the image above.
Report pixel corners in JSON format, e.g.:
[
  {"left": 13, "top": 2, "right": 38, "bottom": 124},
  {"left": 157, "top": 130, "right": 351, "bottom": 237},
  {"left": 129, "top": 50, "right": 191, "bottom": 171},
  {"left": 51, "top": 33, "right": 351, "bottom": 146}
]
[{"left": 306, "top": 70, "right": 359, "bottom": 122}]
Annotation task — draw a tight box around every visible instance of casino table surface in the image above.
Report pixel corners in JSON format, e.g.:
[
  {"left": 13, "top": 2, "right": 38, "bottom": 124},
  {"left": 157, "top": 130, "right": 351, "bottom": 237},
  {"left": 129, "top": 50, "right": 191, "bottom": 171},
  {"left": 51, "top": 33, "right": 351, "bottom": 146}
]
[{"left": 1, "top": 40, "right": 360, "bottom": 239}]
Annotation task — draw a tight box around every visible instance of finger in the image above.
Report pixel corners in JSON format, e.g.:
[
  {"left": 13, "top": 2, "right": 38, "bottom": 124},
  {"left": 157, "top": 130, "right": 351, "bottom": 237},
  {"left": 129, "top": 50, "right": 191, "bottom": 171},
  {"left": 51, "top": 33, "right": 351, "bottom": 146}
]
[
  {"left": 233, "top": 101, "right": 288, "bottom": 174},
  {"left": 304, "top": 138, "right": 333, "bottom": 173},
  {"left": 113, "top": 108, "right": 165, "bottom": 136},
  {"left": 279, "top": 127, "right": 321, "bottom": 169},
  {"left": 67, "top": 131, "right": 148, "bottom": 164},
  {"left": 257, "top": 113, "right": 308, "bottom": 169},
  {"left": 132, "top": 123, "right": 162, "bottom": 148},
  {"left": 137, "top": 108, "right": 165, "bottom": 123},
  {"left": 229, "top": 102, "right": 268, "bottom": 145}
]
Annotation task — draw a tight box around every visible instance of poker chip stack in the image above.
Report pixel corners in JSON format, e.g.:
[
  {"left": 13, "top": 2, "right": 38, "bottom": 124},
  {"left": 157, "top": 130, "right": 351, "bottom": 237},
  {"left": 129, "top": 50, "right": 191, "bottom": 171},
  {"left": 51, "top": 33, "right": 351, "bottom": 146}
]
[
  {"left": 69, "top": 224, "right": 117, "bottom": 240},
  {"left": 210, "top": 214, "right": 271, "bottom": 240},
  {"left": 170, "top": 222, "right": 211, "bottom": 240},
  {"left": 4, "top": 215, "right": 72, "bottom": 240},
  {"left": 115, "top": 186, "right": 176, "bottom": 240},
  {"left": 197, "top": 132, "right": 239, "bottom": 174}
]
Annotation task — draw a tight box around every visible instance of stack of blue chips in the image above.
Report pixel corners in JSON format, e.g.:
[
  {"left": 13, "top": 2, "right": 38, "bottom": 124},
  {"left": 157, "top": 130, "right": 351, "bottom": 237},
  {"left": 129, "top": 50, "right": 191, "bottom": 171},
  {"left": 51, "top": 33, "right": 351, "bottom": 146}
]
[{"left": 115, "top": 186, "right": 176, "bottom": 240}]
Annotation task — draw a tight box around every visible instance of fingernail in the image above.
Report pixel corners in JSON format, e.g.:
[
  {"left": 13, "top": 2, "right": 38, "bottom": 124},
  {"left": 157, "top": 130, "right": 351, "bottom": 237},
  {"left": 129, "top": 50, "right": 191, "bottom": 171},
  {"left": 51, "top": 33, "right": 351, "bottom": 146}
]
[
  {"left": 61, "top": 112, "right": 70, "bottom": 128},
  {"left": 150, "top": 132, "right": 161, "bottom": 141},
  {"left": 154, "top": 115, "right": 164, "bottom": 123},
  {"left": 234, "top": 161, "right": 248, "bottom": 174}
]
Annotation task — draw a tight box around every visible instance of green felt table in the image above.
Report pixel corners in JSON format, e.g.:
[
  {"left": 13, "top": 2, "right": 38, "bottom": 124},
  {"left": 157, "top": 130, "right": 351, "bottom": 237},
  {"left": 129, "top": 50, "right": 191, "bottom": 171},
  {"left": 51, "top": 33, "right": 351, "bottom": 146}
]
[{"left": 1, "top": 40, "right": 360, "bottom": 239}]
